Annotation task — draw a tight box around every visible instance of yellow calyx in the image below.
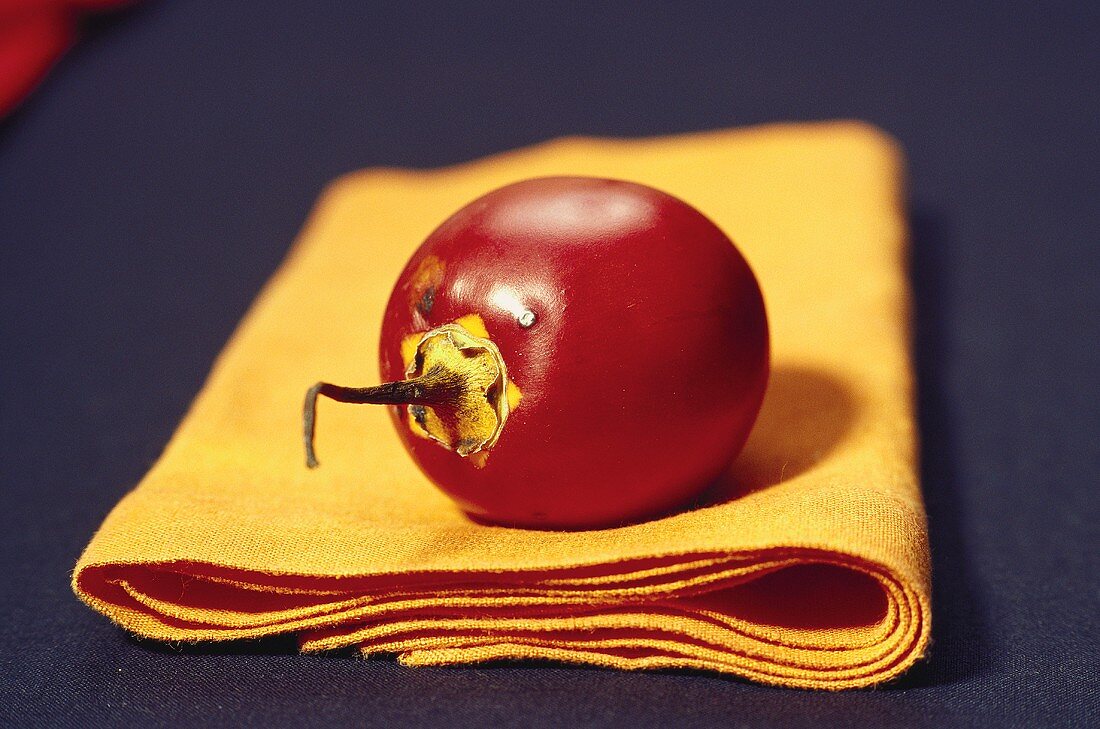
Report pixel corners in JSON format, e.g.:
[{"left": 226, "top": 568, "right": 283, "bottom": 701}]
[{"left": 402, "top": 319, "right": 512, "bottom": 456}]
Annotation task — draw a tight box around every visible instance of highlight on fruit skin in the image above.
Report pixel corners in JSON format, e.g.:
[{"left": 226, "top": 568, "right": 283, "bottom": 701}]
[{"left": 304, "top": 175, "right": 770, "bottom": 530}]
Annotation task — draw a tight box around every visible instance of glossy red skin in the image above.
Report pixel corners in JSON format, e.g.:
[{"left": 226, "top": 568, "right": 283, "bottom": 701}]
[{"left": 379, "top": 177, "right": 769, "bottom": 529}]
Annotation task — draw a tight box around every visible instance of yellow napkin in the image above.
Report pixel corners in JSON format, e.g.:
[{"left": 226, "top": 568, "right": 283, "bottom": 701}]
[{"left": 73, "top": 121, "right": 930, "bottom": 690}]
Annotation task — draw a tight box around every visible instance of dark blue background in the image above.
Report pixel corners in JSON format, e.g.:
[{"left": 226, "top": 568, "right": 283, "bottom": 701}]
[{"left": 2, "top": 2, "right": 1097, "bottom": 726}]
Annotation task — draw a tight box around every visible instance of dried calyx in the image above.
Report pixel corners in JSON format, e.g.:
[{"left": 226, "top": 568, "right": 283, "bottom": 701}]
[{"left": 304, "top": 322, "right": 510, "bottom": 468}]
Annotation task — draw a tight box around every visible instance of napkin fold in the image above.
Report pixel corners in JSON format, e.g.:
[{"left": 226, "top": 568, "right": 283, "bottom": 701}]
[{"left": 74, "top": 122, "right": 931, "bottom": 690}]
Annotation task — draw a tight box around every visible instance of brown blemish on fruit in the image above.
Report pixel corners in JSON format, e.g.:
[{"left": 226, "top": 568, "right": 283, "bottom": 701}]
[
  {"left": 419, "top": 286, "right": 435, "bottom": 315},
  {"left": 407, "top": 254, "right": 445, "bottom": 320},
  {"left": 406, "top": 404, "right": 432, "bottom": 441}
]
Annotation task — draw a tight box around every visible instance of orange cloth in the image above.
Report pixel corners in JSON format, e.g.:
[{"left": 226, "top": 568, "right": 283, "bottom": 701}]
[{"left": 73, "top": 121, "right": 930, "bottom": 690}]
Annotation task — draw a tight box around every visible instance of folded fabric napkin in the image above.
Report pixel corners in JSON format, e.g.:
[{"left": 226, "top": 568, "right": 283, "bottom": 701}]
[{"left": 74, "top": 121, "right": 930, "bottom": 690}]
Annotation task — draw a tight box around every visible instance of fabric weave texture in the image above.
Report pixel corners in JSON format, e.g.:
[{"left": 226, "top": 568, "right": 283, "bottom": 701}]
[{"left": 73, "top": 122, "right": 931, "bottom": 690}]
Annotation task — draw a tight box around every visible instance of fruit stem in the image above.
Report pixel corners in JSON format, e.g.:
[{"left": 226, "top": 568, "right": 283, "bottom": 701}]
[{"left": 303, "top": 374, "right": 461, "bottom": 468}]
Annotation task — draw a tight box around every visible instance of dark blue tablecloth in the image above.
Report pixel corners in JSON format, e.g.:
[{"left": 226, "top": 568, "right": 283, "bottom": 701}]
[{"left": 2, "top": 3, "right": 1097, "bottom": 726}]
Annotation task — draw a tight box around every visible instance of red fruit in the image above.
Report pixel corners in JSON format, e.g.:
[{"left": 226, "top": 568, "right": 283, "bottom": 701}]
[{"left": 305, "top": 177, "right": 769, "bottom": 529}]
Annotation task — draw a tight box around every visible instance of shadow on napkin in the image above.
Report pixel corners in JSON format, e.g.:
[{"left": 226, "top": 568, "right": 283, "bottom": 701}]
[{"left": 702, "top": 364, "right": 857, "bottom": 505}]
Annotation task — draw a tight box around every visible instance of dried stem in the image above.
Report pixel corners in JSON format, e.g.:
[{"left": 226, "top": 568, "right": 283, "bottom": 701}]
[{"left": 303, "top": 375, "right": 460, "bottom": 468}]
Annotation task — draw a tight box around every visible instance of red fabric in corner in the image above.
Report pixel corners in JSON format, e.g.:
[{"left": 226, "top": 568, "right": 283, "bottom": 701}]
[{"left": 0, "top": 0, "right": 133, "bottom": 116}]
